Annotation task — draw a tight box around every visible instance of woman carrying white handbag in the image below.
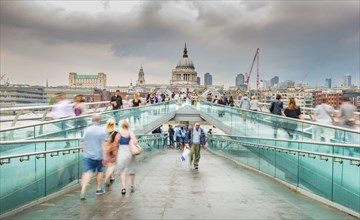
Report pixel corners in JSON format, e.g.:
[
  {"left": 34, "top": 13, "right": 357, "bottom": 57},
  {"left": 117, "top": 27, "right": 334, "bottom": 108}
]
[{"left": 113, "top": 120, "right": 140, "bottom": 194}]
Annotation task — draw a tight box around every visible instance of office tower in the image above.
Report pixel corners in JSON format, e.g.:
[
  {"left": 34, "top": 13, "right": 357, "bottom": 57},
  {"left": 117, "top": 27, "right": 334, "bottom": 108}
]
[
  {"left": 204, "top": 73, "right": 213, "bottom": 86},
  {"left": 343, "top": 74, "right": 351, "bottom": 88},
  {"left": 270, "top": 76, "right": 279, "bottom": 87},
  {"left": 235, "top": 74, "right": 245, "bottom": 87},
  {"left": 325, "top": 78, "right": 332, "bottom": 88}
]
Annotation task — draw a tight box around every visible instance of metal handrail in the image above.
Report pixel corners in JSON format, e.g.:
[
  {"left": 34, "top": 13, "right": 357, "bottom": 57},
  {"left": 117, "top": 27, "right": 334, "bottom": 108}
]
[
  {"left": 0, "top": 100, "right": 175, "bottom": 132},
  {"left": 0, "top": 134, "right": 168, "bottom": 146},
  {"left": 199, "top": 100, "right": 360, "bottom": 134},
  {"left": 0, "top": 101, "right": 110, "bottom": 112},
  {"left": 0, "top": 134, "right": 168, "bottom": 164},
  {"left": 208, "top": 134, "right": 360, "bottom": 149},
  {"left": 0, "top": 138, "right": 80, "bottom": 145},
  {"left": 233, "top": 100, "right": 360, "bottom": 116},
  {"left": 208, "top": 136, "right": 360, "bottom": 164}
]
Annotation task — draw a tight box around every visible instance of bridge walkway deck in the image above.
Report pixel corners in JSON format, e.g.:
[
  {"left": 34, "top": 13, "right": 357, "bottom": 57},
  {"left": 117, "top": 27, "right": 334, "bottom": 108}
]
[{"left": 10, "top": 149, "right": 354, "bottom": 219}]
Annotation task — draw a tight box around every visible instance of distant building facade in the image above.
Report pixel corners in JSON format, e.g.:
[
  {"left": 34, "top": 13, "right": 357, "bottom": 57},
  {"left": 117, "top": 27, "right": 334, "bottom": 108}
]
[
  {"left": 343, "top": 74, "right": 352, "bottom": 88},
  {"left": 0, "top": 85, "right": 47, "bottom": 107},
  {"left": 270, "top": 76, "right": 279, "bottom": 87},
  {"left": 314, "top": 90, "right": 343, "bottom": 109},
  {"left": 259, "top": 80, "right": 270, "bottom": 90},
  {"left": 235, "top": 74, "right": 245, "bottom": 87},
  {"left": 204, "top": 73, "right": 213, "bottom": 86},
  {"left": 69, "top": 72, "right": 106, "bottom": 89},
  {"left": 325, "top": 78, "right": 332, "bottom": 88},
  {"left": 197, "top": 77, "right": 201, "bottom": 85},
  {"left": 262, "top": 88, "right": 314, "bottom": 108}
]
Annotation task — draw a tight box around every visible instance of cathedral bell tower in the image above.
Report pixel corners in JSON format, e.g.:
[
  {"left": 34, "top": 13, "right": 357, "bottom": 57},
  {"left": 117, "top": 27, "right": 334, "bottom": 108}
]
[{"left": 136, "top": 65, "right": 145, "bottom": 86}]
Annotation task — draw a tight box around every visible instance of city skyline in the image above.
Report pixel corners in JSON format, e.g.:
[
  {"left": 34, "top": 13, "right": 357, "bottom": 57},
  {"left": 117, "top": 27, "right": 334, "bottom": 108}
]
[{"left": 1, "top": 1, "right": 359, "bottom": 88}]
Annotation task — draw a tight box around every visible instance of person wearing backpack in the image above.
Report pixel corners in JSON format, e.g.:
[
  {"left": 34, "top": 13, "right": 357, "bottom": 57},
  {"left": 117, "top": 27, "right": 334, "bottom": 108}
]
[{"left": 185, "top": 123, "right": 208, "bottom": 169}]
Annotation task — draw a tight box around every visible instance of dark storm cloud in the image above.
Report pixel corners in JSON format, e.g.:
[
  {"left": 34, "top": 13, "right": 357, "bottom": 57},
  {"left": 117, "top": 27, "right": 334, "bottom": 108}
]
[{"left": 1, "top": 0, "right": 359, "bottom": 86}]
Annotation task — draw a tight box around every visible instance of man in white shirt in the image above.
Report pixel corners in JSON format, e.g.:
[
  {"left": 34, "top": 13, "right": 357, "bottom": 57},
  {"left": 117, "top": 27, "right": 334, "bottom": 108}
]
[
  {"left": 48, "top": 92, "right": 75, "bottom": 141},
  {"left": 49, "top": 92, "right": 75, "bottom": 119},
  {"left": 185, "top": 123, "right": 208, "bottom": 169},
  {"left": 314, "top": 98, "right": 335, "bottom": 125},
  {"left": 313, "top": 98, "right": 335, "bottom": 142}
]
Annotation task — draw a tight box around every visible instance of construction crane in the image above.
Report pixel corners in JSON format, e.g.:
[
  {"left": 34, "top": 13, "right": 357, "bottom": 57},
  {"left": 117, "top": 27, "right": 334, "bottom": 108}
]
[{"left": 244, "top": 48, "right": 259, "bottom": 92}]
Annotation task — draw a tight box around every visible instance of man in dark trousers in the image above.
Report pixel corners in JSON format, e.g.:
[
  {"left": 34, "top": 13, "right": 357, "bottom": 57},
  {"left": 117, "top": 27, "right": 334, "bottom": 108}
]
[
  {"left": 110, "top": 90, "right": 123, "bottom": 125},
  {"left": 185, "top": 122, "right": 208, "bottom": 169},
  {"left": 168, "top": 125, "right": 175, "bottom": 148},
  {"left": 269, "top": 94, "right": 283, "bottom": 138}
]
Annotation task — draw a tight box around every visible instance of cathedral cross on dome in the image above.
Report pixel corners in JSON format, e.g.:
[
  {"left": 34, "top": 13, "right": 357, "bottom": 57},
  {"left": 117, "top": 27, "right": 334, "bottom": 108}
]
[{"left": 183, "top": 43, "right": 188, "bottom": 58}]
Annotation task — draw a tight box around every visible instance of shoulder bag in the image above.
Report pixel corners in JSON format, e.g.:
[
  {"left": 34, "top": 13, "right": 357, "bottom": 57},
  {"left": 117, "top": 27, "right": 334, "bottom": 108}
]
[{"left": 129, "top": 138, "right": 143, "bottom": 156}]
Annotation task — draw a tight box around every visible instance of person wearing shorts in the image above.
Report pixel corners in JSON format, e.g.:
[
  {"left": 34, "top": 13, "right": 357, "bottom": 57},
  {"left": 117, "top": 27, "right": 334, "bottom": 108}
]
[{"left": 80, "top": 114, "right": 108, "bottom": 200}]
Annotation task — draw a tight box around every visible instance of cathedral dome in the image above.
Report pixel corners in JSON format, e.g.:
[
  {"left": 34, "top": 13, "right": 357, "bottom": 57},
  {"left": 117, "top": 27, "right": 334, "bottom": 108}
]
[
  {"left": 175, "top": 43, "right": 195, "bottom": 69},
  {"left": 176, "top": 57, "right": 194, "bottom": 69}
]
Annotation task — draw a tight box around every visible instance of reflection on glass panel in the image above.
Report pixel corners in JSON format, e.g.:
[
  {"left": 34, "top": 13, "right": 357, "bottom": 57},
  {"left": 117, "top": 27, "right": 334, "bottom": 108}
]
[
  {"left": 333, "top": 160, "right": 360, "bottom": 213},
  {"left": 0, "top": 155, "right": 46, "bottom": 215},
  {"left": 275, "top": 152, "right": 298, "bottom": 186},
  {"left": 259, "top": 148, "right": 276, "bottom": 177},
  {"left": 206, "top": 134, "right": 360, "bottom": 214},
  {"left": 300, "top": 155, "right": 334, "bottom": 200},
  {"left": 0, "top": 134, "right": 168, "bottom": 216}
]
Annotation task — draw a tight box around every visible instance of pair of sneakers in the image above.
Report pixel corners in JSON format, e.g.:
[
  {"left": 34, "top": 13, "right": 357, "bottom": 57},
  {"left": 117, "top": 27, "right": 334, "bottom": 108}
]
[{"left": 80, "top": 189, "right": 105, "bottom": 200}]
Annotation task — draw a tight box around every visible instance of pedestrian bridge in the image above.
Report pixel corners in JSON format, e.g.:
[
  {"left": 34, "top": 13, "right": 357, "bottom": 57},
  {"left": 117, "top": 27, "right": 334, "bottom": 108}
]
[{"left": 0, "top": 101, "right": 359, "bottom": 219}]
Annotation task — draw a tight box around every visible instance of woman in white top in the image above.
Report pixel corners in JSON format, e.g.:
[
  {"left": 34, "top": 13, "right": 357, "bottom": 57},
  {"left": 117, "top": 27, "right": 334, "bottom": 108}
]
[
  {"left": 250, "top": 96, "right": 259, "bottom": 124},
  {"left": 123, "top": 95, "right": 131, "bottom": 109}
]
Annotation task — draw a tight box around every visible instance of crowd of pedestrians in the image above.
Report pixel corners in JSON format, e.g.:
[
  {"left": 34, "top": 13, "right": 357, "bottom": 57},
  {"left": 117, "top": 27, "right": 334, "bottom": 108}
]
[
  {"left": 49, "top": 89, "right": 358, "bottom": 145},
  {"left": 45, "top": 89, "right": 358, "bottom": 202}
]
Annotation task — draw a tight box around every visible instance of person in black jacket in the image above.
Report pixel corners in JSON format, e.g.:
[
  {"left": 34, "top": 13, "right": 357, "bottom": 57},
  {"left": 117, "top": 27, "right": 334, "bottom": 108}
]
[
  {"left": 269, "top": 94, "right": 283, "bottom": 138},
  {"left": 284, "top": 97, "right": 302, "bottom": 139}
]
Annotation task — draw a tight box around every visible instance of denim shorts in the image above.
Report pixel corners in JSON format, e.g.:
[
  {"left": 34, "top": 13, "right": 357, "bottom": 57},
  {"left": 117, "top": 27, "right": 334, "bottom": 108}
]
[{"left": 83, "top": 157, "right": 104, "bottom": 173}]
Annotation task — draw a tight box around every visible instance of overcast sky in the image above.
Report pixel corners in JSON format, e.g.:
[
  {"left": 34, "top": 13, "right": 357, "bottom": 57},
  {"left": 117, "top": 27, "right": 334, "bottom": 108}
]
[{"left": 1, "top": 0, "right": 359, "bottom": 88}]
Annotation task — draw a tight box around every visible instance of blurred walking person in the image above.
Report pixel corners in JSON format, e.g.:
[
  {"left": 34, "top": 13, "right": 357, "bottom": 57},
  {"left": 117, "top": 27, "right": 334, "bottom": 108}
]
[
  {"left": 73, "top": 95, "right": 88, "bottom": 136},
  {"left": 49, "top": 92, "right": 75, "bottom": 120},
  {"left": 80, "top": 114, "right": 108, "bottom": 200},
  {"left": 110, "top": 90, "right": 123, "bottom": 125},
  {"left": 132, "top": 93, "right": 142, "bottom": 123},
  {"left": 103, "top": 118, "right": 118, "bottom": 187},
  {"left": 48, "top": 92, "right": 75, "bottom": 141},
  {"left": 313, "top": 98, "right": 335, "bottom": 142},
  {"left": 168, "top": 125, "right": 175, "bottom": 148},
  {"left": 228, "top": 96, "right": 234, "bottom": 107},
  {"left": 249, "top": 95, "right": 259, "bottom": 124},
  {"left": 336, "top": 97, "right": 357, "bottom": 145},
  {"left": 114, "top": 120, "right": 139, "bottom": 194}
]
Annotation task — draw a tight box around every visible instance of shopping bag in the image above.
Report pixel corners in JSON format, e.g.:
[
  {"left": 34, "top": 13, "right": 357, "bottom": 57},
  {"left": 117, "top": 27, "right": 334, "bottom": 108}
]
[{"left": 180, "top": 147, "right": 190, "bottom": 161}]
